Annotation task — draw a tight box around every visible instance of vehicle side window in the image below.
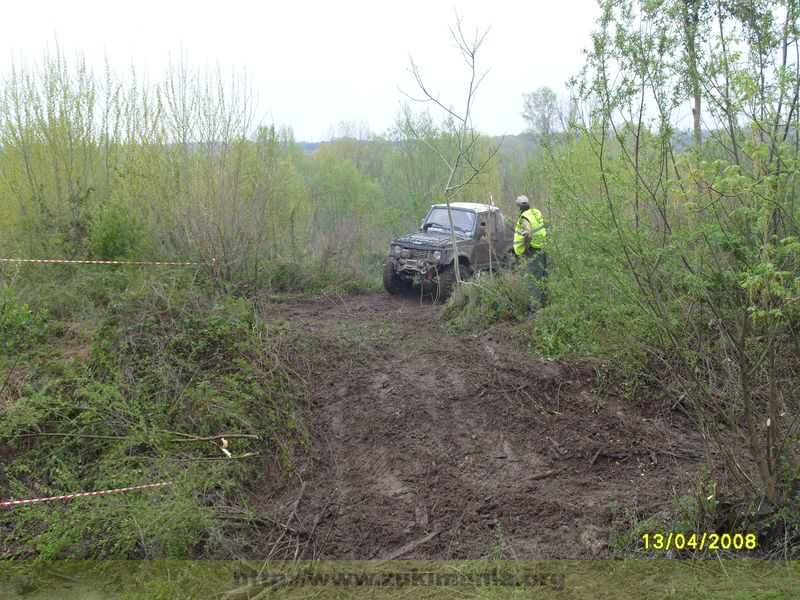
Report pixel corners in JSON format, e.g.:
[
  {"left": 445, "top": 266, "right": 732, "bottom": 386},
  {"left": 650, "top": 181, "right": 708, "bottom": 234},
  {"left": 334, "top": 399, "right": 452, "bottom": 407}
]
[
  {"left": 492, "top": 212, "right": 504, "bottom": 237},
  {"left": 477, "top": 213, "right": 488, "bottom": 239}
]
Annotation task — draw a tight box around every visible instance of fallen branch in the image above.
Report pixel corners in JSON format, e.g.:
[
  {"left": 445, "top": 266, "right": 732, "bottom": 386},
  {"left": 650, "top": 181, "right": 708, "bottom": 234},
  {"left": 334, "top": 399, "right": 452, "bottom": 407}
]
[
  {"left": 285, "top": 482, "right": 307, "bottom": 529},
  {"left": 298, "top": 489, "right": 337, "bottom": 560},
  {"left": 42, "top": 569, "right": 83, "bottom": 584},
  {"left": 589, "top": 451, "right": 629, "bottom": 468},
  {"left": 549, "top": 437, "right": 565, "bottom": 456},
  {"left": 175, "top": 452, "right": 260, "bottom": 462},
  {"left": 250, "top": 586, "right": 281, "bottom": 600},
  {"left": 526, "top": 468, "right": 564, "bottom": 481},
  {"left": 217, "top": 507, "right": 298, "bottom": 532},
  {"left": 379, "top": 529, "right": 441, "bottom": 560},
  {"left": 168, "top": 433, "right": 260, "bottom": 443}
]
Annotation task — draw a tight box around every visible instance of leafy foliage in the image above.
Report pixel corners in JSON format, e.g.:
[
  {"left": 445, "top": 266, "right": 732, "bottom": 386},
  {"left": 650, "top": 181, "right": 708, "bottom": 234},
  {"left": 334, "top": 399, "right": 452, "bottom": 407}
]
[
  {"left": 444, "top": 267, "right": 533, "bottom": 329},
  {"left": 0, "top": 283, "right": 49, "bottom": 350},
  {"left": 0, "top": 276, "right": 309, "bottom": 559},
  {"left": 525, "top": 0, "right": 800, "bottom": 548},
  {"left": 85, "top": 200, "right": 151, "bottom": 261}
]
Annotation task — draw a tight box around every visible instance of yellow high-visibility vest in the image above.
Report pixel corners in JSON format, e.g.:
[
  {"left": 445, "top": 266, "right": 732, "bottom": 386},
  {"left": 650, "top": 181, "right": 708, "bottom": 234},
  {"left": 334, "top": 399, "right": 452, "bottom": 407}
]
[{"left": 513, "top": 208, "right": 546, "bottom": 256}]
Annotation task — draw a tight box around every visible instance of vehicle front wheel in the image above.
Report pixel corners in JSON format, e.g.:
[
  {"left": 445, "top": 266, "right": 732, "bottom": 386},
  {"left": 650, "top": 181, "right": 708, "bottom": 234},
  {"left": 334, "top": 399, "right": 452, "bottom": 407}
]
[
  {"left": 434, "top": 262, "right": 469, "bottom": 302},
  {"left": 383, "top": 262, "right": 411, "bottom": 295}
]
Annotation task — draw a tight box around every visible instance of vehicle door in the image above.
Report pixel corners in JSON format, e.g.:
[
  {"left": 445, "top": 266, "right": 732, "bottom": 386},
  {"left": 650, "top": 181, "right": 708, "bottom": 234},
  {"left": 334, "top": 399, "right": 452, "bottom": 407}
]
[
  {"left": 487, "top": 209, "right": 508, "bottom": 269},
  {"left": 490, "top": 210, "right": 512, "bottom": 260},
  {"left": 473, "top": 211, "right": 493, "bottom": 269}
]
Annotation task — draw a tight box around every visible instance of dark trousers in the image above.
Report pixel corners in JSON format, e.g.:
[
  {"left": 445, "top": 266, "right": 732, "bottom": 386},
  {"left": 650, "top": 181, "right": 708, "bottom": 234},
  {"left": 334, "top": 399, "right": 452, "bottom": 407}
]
[{"left": 525, "top": 248, "right": 547, "bottom": 309}]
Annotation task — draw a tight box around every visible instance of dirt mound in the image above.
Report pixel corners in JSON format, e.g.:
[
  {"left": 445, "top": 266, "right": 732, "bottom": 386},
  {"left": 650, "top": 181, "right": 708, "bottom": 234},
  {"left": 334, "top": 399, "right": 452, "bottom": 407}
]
[{"left": 251, "top": 292, "right": 702, "bottom": 559}]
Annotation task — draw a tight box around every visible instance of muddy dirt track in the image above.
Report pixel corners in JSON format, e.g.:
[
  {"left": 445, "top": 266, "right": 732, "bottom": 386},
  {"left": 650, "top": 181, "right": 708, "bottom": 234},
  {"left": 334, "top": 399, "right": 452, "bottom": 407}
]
[{"left": 253, "top": 291, "right": 703, "bottom": 559}]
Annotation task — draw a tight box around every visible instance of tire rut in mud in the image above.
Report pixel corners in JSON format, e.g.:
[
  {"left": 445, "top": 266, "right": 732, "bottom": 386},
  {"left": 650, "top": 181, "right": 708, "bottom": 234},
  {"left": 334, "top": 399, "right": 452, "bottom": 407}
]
[{"left": 253, "top": 292, "right": 702, "bottom": 559}]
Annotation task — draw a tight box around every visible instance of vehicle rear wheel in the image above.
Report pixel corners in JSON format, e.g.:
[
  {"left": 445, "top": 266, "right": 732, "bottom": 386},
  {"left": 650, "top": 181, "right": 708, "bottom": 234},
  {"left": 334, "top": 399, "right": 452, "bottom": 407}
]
[{"left": 383, "top": 261, "right": 411, "bottom": 295}]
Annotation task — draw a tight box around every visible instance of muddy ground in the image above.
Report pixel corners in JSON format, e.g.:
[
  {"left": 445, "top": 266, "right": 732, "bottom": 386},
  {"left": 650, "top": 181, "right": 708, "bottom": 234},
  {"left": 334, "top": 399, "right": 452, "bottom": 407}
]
[{"left": 248, "top": 291, "right": 703, "bottom": 560}]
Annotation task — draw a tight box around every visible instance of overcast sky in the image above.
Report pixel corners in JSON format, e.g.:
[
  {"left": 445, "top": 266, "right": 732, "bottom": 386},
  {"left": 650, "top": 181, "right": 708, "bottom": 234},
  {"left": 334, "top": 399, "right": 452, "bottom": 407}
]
[{"left": 1, "top": 1, "right": 601, "bottom": 142}]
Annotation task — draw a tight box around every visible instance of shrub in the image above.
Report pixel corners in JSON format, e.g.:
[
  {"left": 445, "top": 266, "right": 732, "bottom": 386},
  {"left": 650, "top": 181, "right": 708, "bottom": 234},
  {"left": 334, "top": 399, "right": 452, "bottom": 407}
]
[
  {"left": 85, "top": 202, "right": 151, "bottom": 261},
  {"left": 444, "top": 268, "right": 532, "bottom": 330},
  {"left": 0, "top": 283, "right": 49, "bottom": 350}
]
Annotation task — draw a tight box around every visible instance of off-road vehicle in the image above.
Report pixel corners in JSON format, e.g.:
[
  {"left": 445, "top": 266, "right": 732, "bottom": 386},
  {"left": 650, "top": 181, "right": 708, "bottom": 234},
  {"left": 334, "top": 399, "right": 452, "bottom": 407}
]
[{"left": 383, "top": 202, "right": 515, "bottom": 300}]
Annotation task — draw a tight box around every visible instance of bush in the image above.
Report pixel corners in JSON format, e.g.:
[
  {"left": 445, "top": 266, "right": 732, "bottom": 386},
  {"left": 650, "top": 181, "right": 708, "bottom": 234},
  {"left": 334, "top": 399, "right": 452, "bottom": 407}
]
[
  {"left": 444, "top": 268, "right": 533, "bottom": 330},
  {"left": 259, "top": 256, "right": 379, "bottom": 295},
  {"left": 0, "top": 283, "right": 49, "bottom": 350},
  {"left": 85, "top": 202, "right": 151, "bottom": 261}
]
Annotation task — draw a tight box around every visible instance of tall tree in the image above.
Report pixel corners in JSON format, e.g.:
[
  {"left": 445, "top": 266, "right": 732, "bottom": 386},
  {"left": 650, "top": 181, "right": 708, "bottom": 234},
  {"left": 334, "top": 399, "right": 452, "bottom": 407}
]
[
  {"left": 403, "top": 15, "right": 502, "bottom": 289},
  {"left": 522, "top": 86, "right": 560, "bottom": 141}
]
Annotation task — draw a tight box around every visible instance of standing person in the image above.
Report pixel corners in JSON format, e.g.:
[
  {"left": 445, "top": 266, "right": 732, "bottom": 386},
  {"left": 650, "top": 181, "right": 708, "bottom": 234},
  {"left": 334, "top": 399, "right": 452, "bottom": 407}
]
[{"left": 512, "top": 195, "right": 547, "bottom": 309}]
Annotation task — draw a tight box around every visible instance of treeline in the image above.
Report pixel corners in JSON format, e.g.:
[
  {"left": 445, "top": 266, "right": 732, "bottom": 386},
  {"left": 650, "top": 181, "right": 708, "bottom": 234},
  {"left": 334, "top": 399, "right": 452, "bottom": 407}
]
[{"left": 0, "top": 51, "right": 516, "bottom": 291}]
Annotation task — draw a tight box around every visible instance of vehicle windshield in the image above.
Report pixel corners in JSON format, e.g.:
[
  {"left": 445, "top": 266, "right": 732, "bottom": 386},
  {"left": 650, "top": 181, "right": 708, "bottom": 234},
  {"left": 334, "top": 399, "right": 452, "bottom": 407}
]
[{"left": 423, "top": 208, "right": 476, "bottom": 233}]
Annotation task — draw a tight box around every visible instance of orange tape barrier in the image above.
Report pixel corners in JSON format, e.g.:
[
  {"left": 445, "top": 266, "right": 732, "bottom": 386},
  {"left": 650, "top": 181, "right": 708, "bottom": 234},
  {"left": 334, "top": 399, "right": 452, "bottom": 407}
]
[
  {"left": 0, "top": 258, "right": 199, "bottom": 266},
  {"left": 0, "top": 481, "right": 174, "bottom": 508}
]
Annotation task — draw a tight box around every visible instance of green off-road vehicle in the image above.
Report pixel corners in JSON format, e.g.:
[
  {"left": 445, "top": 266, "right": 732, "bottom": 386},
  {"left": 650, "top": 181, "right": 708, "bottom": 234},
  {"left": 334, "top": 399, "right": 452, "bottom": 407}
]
[{"left": 383, "top": 202, "right": 516, "bottom": 300}]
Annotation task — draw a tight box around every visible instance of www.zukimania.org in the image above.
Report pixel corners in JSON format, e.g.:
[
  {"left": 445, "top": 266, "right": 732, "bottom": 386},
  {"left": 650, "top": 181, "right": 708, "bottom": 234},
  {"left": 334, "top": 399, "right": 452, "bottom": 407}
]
[{"left": 234, "top": 567, "right": 565, "bottom": 590}]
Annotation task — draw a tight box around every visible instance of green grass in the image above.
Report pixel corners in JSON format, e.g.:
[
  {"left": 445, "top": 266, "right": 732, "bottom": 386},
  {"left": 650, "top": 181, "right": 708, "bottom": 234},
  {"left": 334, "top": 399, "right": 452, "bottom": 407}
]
[
  {"left": 0, "top": 272, "right": 310, "bottom": 560},
  {"left": 443, "top": 267, "right": 533, "bottom": 331}
]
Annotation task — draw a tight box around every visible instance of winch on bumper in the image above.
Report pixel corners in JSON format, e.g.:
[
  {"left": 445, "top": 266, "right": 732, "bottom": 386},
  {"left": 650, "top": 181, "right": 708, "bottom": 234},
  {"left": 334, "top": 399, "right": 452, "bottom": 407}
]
[{"left": 389, "top": 246, "right": 445, "bottom": 281}]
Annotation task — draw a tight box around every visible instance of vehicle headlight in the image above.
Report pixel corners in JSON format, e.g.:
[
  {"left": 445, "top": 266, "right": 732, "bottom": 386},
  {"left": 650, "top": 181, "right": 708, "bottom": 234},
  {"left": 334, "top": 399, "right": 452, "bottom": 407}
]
[
  {"left": 393, "top": 245, "right": 402, "bottom": 256},
  {"left": 432, "top": 250, "right": 442, "bottom": 260}
]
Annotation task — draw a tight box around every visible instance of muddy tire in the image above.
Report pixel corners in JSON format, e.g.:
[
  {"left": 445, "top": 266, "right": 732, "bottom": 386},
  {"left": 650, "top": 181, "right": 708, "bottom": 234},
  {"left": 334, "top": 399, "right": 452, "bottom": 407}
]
[
  {"left": 383, "top": 262, "right": 411, "bottom": 295},
  {"left": 434, "top": 262, "right": 469, "bottom": 302}
]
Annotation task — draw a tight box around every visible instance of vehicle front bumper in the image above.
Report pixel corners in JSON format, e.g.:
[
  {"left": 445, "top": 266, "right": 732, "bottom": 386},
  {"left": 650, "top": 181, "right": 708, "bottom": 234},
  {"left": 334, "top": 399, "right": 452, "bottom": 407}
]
[{"left": 389, "top": 257, "right": 441, "bottom": 280}]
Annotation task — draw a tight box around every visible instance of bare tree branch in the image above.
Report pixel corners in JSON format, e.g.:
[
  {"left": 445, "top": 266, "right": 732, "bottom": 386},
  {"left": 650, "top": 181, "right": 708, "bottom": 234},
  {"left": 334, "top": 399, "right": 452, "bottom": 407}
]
[{"left": 399, "top": 15, "right": 502, "bottom": 288}]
